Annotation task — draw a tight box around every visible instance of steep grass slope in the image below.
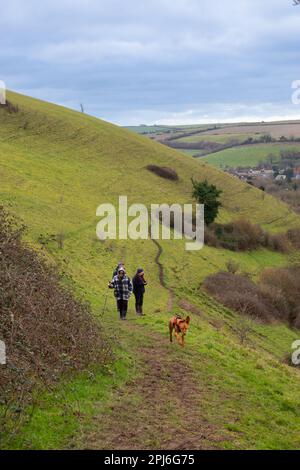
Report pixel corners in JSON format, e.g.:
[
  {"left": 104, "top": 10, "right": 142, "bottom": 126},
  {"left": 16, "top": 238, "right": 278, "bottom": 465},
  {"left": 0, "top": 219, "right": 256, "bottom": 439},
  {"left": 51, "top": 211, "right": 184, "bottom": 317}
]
[
  {"left": 1, "top": 92, "right": 299, "bottom": 232},
  {"left": 1, "top": 91, "right": 300, "bottom": 450}
]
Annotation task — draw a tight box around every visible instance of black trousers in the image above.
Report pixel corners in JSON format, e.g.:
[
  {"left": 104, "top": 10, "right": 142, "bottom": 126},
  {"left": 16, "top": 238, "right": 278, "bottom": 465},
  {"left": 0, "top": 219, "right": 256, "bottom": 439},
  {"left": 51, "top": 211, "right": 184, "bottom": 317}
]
[
  {"left": 134, "top": 292, "right": 144, "bottom": 314},
  {"left": 117, "top": 299, "right": 128, "bottom": 319}
]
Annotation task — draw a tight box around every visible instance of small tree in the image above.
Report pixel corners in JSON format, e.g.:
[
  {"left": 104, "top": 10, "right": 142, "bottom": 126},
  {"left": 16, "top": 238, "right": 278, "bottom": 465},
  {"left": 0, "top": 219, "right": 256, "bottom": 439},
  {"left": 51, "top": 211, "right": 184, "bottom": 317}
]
[
  {"left": 191, "top": 178, "right": 222, "bottom": 225},
  {"left": 226, "top": 260, "right": 239, "bottom": 275}
]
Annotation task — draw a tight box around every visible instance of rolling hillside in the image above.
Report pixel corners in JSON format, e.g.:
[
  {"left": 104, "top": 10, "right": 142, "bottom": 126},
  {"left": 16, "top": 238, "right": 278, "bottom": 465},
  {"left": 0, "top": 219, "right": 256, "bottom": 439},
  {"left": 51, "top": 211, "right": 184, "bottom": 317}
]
[
  {"left": 128, "top": 121, "right": 300, "bottom": 165},
  {"left": 1, "top": 91, "right": 300, "bottom": 450}
]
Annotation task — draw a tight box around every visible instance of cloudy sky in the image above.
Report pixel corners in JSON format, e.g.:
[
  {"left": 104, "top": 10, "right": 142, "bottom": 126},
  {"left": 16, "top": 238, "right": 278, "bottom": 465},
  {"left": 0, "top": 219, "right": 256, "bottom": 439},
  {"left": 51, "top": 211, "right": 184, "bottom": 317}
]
[{"left": 1, "top": 0, "right": 300, "bottom": 125}]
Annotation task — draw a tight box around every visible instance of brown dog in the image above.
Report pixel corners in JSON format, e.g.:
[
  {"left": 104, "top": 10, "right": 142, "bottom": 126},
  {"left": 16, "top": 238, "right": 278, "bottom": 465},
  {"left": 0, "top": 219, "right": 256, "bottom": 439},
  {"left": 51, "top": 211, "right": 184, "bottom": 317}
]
[{"left": 169, "top": 315, "right": 190, "bottom": 347}]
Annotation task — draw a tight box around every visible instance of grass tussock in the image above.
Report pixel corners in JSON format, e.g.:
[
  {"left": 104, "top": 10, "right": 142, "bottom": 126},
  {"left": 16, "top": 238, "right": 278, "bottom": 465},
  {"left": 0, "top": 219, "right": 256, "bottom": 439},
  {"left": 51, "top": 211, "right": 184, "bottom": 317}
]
[{"left": 146, "top": 164, "right": 179, "bottom": 181}]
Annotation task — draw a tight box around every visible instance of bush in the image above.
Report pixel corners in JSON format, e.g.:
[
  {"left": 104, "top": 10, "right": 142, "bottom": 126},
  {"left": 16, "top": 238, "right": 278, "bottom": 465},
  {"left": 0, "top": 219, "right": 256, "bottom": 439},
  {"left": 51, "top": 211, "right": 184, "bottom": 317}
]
[
  {"left": 203, "top": 267, "right": 300, "bottom": 328},
  {"left": 203, "top": 271, "right": 274, "bottom": 322},
  {"left": 205, "top": 218, "right": 289, "bottom": 253},
  {"left": 146, "top": 165, "right": 178, "bottom": 181},
  {"left": 226, "top": 260, "right": 240, "bottom": 274},
  {"left": 287, "top": 227, "right": 300, "bottom": 250},
  {"left": 0, "top": 207, "right": 110, "bottom": 428},
  {"left": 260, "top": 267, "right": 300, "bottom": 326},
  {"left": 192, "top": 179, "right": 222, "bottom": 225}
]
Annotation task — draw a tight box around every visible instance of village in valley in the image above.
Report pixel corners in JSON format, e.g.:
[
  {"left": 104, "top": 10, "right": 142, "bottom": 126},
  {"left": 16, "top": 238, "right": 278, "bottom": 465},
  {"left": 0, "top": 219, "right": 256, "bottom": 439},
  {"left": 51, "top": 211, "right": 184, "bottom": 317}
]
[{"left": 227, "top": 161, "right": 300, "bottom": 183}]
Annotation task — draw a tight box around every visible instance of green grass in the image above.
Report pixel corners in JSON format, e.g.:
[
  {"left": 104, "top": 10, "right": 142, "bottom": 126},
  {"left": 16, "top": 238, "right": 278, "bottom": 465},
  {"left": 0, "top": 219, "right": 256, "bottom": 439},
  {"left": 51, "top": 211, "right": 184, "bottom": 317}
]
[
  {"left": 125, "top": 124, "right": 214, "bottom": 135},
  {"left": 176, "top": 133, "right": 264, "bottom": 145},
  {"left": 2, "top": 355, "right": 133, "bottom": 450},
  {"left": 1, "top": 91, "right": 300, "bottom": 449},
  {"left": 201, "top": 144, "right": 300, "bottom": 168},
  {"left": 180, "top": 148, "right": 207, "bottom": 156}
]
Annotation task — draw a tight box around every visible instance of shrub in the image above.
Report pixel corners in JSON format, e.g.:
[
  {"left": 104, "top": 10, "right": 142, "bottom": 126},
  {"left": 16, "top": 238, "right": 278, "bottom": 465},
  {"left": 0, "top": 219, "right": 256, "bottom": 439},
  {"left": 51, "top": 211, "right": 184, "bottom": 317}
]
[
  {"left": 203, "top": 271, "right": 274, "bottom": 323},
  {"left": 233, "top": 317, "right": 253, "bottom": 345},
  {"left": 203, "top": 266, "right": 300, "bottom": 328},
  {"left": 205, "top": 218, "right": 289, "bottom": 253},
  {"left": 287, "top": 227, "right": 300, "bottom": 250},
  {"left": 226, "top": 260, "right": 240, "bottom": 274},
  {"left": 0, "top": 207, "right": 110, "bottom": 430},
  {"left": 192, "top": 179, "right": 222, "bottom": 225},
  {"left": 260, "top": 267, "right": 300, "bottom": 326}
]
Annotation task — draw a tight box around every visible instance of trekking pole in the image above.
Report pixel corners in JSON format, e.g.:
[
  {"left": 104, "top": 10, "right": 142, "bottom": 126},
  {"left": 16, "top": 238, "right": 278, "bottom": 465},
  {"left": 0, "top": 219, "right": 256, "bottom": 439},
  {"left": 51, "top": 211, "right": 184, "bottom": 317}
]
[{"left": 102, "top": 286, "right": 110, "bottom": 316}]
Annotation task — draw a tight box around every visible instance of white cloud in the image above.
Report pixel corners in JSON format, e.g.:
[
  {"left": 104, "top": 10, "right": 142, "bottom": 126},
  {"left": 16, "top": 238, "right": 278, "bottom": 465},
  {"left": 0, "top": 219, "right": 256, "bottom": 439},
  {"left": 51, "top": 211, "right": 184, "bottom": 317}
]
[
  {"left": 112, "top": 102, "right": 300, "bottom": 126},
  {"left": 1, "top": 0, "right": 300, "bottom": 124}
]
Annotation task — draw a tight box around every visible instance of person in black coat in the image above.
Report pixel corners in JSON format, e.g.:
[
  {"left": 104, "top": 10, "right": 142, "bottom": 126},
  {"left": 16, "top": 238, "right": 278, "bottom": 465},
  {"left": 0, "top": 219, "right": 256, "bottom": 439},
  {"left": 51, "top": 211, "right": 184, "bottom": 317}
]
[{"left": 132, "top": 268, "right": 147, "bottom": 316}]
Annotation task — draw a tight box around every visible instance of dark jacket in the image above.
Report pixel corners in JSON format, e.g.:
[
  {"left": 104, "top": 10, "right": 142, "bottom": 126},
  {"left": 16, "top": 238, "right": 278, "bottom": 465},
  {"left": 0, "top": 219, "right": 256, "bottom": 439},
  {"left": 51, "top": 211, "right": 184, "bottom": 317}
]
[{"left": 132, "top": 275, "right": 147, "bottom": 295}]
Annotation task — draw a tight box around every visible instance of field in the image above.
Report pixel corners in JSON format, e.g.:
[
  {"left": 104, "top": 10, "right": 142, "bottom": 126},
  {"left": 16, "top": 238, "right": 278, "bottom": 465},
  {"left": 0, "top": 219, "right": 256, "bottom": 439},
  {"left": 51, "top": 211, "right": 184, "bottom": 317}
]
[
  {"left": 146, "top": 120, "right": 300, "bottom": 140},
  {"left": 201, "top": 122, "right": 300, "bottom": 139},
  {"left": 1, "top": 92, "right": 300, "bottom": 450},
  {"left": 177, "top": 133, "right": 263, "bottom": 145},
  {"left": 128, "top": 121, "right": 300, "bottom": 166},
  {"left": 201, "top": 144, "right": 300, "bottom": 168}
]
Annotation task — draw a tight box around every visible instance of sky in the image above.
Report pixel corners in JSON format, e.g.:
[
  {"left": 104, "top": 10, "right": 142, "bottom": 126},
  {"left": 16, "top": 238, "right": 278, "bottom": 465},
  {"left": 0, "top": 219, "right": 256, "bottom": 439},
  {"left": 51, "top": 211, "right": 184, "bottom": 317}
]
[{"left": 1, "top": 0, "right": 300, "bottom": 125}]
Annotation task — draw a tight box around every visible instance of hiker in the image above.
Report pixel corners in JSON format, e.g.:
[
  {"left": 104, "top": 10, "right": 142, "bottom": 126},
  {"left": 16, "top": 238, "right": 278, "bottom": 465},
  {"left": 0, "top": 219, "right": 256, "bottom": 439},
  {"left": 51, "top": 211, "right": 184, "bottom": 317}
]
[
  {"left": 111, "top": 262, "right": 126, "bottom": 314},
  {"left": 108, "top": 266, "right": 132, "bottom": 320},
  {"left": 112, "top": 261, "right": 125, "bottom": 278},
  {"left": 132, "top": 268, "right": 147, "bottom": 316}
]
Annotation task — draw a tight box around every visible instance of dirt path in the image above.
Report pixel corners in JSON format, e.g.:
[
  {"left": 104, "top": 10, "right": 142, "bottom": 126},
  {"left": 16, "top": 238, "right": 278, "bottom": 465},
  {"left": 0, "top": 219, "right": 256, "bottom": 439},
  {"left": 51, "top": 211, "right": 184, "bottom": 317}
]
[
  {"left": 77, "top": 237, "right": 222, "bottom": 449},
  {"left": 151, "top": 237, "right": 174, "bottom": 311},
  {"left": 79, "top": 324, "right": 219, "bottom": 450}
]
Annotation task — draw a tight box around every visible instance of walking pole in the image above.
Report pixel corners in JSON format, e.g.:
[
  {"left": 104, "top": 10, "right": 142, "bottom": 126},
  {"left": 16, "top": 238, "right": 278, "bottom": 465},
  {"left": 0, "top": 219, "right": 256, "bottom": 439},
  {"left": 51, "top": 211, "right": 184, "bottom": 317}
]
[{"left": 102, "top": 286, "right": 109, "bottom": 316}]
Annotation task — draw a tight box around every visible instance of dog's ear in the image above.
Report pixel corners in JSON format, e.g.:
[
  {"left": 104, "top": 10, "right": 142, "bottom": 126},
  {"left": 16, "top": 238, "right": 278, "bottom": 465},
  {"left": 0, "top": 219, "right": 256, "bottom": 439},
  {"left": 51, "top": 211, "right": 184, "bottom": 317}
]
[{"left": 186, "top": 316, "right": 190, "bottom": 324}]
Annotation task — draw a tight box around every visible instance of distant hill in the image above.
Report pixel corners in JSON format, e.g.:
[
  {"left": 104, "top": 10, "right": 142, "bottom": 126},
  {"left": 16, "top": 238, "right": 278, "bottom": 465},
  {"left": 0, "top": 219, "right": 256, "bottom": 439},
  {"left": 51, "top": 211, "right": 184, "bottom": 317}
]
[{"left": 126, "top": 121, "right": 300, "bottom": 167}]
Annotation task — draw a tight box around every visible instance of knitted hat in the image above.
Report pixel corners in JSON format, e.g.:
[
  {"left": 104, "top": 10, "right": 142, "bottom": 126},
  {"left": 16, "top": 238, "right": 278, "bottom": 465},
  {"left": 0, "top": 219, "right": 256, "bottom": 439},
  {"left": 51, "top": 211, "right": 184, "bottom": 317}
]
[
  {"left": 137, "top": 268, "right": 144, "bottom": 274},
  {"left": 118, "top": 267, "right": 125, "bottom": 273}
]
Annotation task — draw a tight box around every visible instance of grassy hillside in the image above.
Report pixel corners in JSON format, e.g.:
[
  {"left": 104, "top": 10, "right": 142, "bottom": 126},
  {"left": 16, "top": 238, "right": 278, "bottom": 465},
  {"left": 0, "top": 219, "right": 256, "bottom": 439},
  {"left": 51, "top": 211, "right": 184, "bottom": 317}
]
[{"left": 1, "top": 91, "right": 300, "bottom": 450}]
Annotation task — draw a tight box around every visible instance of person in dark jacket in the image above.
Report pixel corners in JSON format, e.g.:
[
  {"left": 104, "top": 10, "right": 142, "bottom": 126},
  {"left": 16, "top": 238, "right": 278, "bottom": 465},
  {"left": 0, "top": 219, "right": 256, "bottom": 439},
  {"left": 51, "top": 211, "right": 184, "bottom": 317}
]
[
  {"left": 108, "top": 267, "right": 132, "bottom": 320},
  {"left": 132, "top": 268, "right": 147, "bottom": 316}
]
